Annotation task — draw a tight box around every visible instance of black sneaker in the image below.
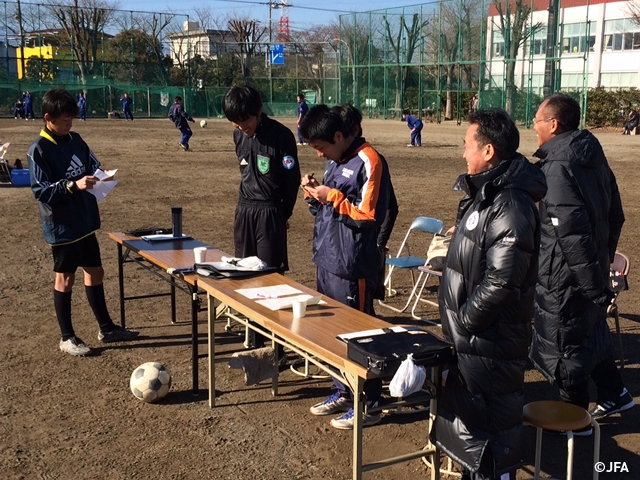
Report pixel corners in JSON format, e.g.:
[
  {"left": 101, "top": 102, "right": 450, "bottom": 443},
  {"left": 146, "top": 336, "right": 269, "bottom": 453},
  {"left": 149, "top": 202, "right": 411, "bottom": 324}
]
[
  {"left": 543, "top": 425, "right": 593, "bottom": 437},
  {"left": 589, "top": 388, "right": 635, "bottom": 419},
  {"left": 98, "top": 325, "right": 140, "bottom": 343}
]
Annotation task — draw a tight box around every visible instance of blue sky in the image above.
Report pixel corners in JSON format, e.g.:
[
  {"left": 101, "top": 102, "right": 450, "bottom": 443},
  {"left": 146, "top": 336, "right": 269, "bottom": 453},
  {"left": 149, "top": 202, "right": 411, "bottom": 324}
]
[{"left": 116, "top": 0, "right": 424, "bottom": 32}]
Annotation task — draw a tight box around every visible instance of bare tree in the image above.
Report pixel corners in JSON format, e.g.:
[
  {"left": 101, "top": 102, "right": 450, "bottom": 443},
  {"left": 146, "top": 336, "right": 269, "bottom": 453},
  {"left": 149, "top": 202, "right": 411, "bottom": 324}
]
[
  {"left": 383, "top": 12, "right": 429, "bottom": 110},
  {"left": 130, "top": 12, "right": 176, "bottom": 86},
  {"left": 227, "top": 16, "right": 267, "bottom": 81},
  {"left": 48, "top": 0, "right": 118, "bottom": 86},
  {"left": 492, "top": 0, "right": 542, "bottom": 115}
]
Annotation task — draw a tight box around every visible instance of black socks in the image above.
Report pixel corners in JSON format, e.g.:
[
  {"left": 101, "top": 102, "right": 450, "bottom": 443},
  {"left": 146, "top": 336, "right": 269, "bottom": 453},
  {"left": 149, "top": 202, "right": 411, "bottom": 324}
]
[
  {"left": 54, "top": 290, "right": 74, "bottom": 340},
  {"left": 85, "top": 284, "right": 115, "bottom": 332}
]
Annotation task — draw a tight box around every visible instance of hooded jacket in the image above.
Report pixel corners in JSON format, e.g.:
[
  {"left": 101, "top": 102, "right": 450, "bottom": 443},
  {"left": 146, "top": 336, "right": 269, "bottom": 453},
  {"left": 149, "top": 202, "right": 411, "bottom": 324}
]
[
  {"left": 529, "top": 129, "right": 624, "bottom": 386},
  {"left": 430, "top": 154, "right": 547, "bottom": 475}
]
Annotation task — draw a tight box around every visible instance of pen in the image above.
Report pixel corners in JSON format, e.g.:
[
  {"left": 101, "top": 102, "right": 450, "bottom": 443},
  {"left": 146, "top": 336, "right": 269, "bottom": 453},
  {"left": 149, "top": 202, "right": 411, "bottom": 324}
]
[{"left": 256, "top": 293, "right": 281, "bottom": 299}]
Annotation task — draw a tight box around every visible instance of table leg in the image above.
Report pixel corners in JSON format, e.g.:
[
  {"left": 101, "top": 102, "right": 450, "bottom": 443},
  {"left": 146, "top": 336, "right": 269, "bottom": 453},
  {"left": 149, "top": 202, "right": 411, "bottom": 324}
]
[
  {"left": 116, "top": 243, "right": 126, "bottom": 328},
  {"left": 429, "top": 366, "right": 441, "bottom": 480},
  {"left": 191, "top": 286, "right": 199, "bottom": 396},
  {"left": 271, "top": 335, "right": 279, "bottom": 397},
  {"left": 343, "top": 372, "right": 365, "bottom": 480},
  {"left": 170, "top": 276, "right": 176, "bottom": 324},
  {"left": 208, "top": 293, "right": 216, "bottom": 408}
]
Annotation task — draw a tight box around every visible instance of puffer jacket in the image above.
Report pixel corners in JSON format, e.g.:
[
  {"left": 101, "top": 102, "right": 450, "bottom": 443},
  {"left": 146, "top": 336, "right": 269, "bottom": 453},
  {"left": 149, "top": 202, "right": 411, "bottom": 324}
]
[
  {"left": 529, "top": 129, "right": 624, "bottom": 386},
  {"left": 430, "top": 154, "right": 547, "bottom": 475}
]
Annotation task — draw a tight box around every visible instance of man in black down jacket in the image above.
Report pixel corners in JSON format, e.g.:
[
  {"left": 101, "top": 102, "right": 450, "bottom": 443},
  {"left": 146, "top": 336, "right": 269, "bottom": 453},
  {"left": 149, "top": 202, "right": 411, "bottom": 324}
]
[
  {"left": 530, "top": 93, "right": 634, "bottom": 422},
  {"left": 431, "top": 109, "right": 547, "bottom": 480}
]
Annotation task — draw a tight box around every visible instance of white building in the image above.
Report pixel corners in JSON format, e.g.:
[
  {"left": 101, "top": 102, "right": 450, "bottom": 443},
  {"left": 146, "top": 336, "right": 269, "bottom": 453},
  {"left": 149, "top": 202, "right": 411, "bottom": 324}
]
[
  {"left": 168, "top": 21, "right": 236, "bottom": 65},
  {"left": 487, "top": 0, "right": 640, "bottom": 92}
]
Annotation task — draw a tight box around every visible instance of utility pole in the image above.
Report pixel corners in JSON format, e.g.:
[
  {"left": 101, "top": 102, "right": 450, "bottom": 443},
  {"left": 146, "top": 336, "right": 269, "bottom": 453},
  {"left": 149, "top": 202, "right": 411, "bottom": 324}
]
[
  {"left": 544, "top": 0, "right": 560, "bottom": 96},
  {"left": 15, "top": 0, "right": 26, "bottom": 79}
]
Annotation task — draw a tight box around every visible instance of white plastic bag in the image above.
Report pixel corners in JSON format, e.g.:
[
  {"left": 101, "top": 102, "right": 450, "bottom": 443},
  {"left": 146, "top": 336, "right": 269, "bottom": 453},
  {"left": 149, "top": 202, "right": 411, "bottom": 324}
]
[{"left": 389, "top": 354, "right": 427, "bottom": 398}]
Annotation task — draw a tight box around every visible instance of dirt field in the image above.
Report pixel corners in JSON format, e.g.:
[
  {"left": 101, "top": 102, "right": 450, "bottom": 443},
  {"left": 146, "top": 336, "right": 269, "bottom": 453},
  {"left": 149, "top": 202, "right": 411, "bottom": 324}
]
[{"left": 0, "top": 115, "right": 638, "bottom": 480}]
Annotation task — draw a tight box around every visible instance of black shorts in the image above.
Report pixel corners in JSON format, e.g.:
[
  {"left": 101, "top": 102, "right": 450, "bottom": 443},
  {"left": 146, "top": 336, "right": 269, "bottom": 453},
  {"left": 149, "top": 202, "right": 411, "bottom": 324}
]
[{"left": 52, "top": 233, "right": 102, "bottom": 273}]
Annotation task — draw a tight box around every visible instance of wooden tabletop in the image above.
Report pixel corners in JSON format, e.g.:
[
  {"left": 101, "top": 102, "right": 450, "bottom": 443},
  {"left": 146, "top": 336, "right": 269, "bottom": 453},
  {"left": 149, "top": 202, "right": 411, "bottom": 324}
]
[
  {"left": 198, "top": 272, "right": 395, "bottom": 380},
  {"left": 109, "top": 232, "right": 218, "bottom": 286}
]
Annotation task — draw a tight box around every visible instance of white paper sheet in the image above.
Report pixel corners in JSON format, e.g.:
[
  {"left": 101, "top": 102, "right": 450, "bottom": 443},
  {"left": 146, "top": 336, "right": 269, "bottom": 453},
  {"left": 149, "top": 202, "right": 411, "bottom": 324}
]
[
  {"left": 93, "top": 168, "right": 117, "bottom": 181},
  {"left": 87, "top": 169, "right": 118, "bottom": 201},
  {"left": 256, "top": 294, "right": 325, "bottom": 311},
  {"left": 336, "top": 326, "right": 409, "bottom": 343},
  {"left": 235, "top": 285, "right": 302, "bottom": 299}
]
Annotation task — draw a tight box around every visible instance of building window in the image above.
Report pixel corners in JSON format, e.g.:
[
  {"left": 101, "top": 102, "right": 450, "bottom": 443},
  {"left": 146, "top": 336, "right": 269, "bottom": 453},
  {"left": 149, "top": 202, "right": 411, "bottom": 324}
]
[
  {"left": 600, "top": 71, "right": 638, "bottom": 89},
  {"left": 561, "top": 72, "right": 590, "bottom": 90},
  {"left": 604, "top": 19, "right": 640, "bottom": 51},
  {"left": 529, "top": 28, "right": 547, "bottom": 56},
  {"left": 492, "top": 30, "right": 504, "bottom": 58},
  {"left": 562, "top": 22, "right": 595, "bottom": 54}
]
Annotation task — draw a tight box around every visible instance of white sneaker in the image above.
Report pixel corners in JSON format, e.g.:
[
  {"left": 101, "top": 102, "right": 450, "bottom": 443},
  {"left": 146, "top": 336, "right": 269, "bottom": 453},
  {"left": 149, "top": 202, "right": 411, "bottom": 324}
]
[
  {"left": 59, "top": 337, "right": 91, "bottom": 356},
  {"left": 330, "top": 407, "right": 382, "bottom": 430}
]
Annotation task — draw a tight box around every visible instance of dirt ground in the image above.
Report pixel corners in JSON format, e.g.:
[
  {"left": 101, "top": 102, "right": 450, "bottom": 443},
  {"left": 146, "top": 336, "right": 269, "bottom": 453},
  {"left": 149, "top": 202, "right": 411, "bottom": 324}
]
[{"left": 1, "top": 115, "right": 639, "bottom": 480}]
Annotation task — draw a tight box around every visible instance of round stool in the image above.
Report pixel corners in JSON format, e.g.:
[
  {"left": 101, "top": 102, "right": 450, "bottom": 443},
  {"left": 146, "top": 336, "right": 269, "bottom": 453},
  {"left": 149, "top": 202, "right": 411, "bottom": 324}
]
[{"left": 522, "top": 401, "right": 600, "bottom": 480}]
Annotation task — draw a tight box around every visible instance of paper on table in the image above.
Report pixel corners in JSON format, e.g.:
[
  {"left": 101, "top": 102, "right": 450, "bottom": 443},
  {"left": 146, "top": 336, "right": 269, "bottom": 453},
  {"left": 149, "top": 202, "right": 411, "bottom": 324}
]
[
  {"left": 235, "top": 284, "right": 302, "bottom": 299},
  {"left": 336, "top": 326, "right": 409, "bottom": 343},
  {"left": 256, "top": 294, "right": 325, "bottom": 311}
]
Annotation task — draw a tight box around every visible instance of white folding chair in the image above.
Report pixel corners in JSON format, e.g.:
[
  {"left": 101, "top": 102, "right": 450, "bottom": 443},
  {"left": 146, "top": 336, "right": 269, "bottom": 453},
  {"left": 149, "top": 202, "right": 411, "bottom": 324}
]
[
  {"left": 378, "top": 216, "right": 444, "bottom": 314},
  {"left": 608, "top": 251, "right": 630, "bottom": 368}
]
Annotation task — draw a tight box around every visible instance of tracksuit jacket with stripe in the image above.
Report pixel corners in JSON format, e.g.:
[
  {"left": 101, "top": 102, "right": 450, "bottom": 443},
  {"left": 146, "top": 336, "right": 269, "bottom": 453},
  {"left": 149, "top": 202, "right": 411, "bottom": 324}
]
[
  {"left": 308, "top": 137, "right": 390, "bottom": 280},
  {"left": 28, "top": 129, "right": 101, "bottom": 245}
]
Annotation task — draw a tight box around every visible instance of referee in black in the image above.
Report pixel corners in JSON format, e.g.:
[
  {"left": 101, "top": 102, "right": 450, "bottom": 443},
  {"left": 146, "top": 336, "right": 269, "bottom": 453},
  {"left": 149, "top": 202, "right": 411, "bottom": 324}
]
[{"left": 223, "top": 86, "right": 301, "bottom": 351}]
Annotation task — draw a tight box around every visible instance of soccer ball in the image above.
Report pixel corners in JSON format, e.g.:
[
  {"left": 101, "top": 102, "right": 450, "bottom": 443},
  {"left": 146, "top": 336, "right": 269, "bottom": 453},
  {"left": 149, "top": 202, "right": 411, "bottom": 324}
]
[
  {"left": 200, "top": 119, "right": 207, "bottom": 128},
  {"left": 130, "top": 362, "right": 172, "bottom": 403}
]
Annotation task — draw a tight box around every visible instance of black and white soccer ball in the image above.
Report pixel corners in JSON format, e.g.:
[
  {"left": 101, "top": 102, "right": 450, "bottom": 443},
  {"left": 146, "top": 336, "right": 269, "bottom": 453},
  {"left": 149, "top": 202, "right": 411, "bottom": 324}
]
[
  {"left": 130, "top": 362, "right": 171, "bottom": 403},
  {"left": 200, "top": 119, "right": 207, "bottom": 128}
]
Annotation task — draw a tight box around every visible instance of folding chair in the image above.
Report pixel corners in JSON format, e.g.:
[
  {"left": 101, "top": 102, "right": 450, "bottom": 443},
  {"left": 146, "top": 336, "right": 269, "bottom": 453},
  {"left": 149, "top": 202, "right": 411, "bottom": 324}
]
[
  {"left": 608, "top": 251, "right": 629, "bottom": 368},
  {"left": 378, "top": 216, "right": 444, "bottom": 314}
]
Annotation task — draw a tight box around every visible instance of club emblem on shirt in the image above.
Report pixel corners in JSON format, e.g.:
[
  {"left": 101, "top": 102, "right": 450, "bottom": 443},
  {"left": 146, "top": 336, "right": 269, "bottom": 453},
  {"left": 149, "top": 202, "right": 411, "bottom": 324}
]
[
  {"left": 282, "top": 155, "right": 295, "bottom": 170},
  {"left": 257, "top": 154, "right": 270, "bottom": 174},
  {"left": 466, "top": 211, "right": 479, "bottom": 230}
]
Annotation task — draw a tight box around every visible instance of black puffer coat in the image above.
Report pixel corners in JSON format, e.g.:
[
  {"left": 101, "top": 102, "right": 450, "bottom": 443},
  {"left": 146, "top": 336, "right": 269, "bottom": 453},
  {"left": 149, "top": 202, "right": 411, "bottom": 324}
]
[
  {"left": 430, "top": 155, "right": 547, "bottom": 475},
  {"left": 529, "top": 129, "right": 624, "bottom": 386}
]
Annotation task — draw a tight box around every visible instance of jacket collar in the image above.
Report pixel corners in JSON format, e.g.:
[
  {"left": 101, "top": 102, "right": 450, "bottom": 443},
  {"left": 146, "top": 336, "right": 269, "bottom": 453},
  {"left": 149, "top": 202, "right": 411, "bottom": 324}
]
[
  {"left": 532, "top": 130, "right": 576, "bottom": 160},
  {"left": 454, "top": 158, "right": 511, "bottom": 200}
]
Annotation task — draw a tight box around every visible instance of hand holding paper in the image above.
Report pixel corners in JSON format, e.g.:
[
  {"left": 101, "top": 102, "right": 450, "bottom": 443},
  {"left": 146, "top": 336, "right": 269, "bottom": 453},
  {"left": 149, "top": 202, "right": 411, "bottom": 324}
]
[{"left": 88, "top": 168, "right": 118, "bottom": 201}]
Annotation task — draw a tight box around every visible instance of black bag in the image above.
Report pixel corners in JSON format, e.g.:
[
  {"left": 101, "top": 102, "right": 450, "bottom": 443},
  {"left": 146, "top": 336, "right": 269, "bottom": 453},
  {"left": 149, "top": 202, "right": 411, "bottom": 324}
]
[
  {"left": 347, "top": 328, "right": 455, "bottom": 376},
  {"left": 195, "top": 262, "right": 276, "bottom": 279}
]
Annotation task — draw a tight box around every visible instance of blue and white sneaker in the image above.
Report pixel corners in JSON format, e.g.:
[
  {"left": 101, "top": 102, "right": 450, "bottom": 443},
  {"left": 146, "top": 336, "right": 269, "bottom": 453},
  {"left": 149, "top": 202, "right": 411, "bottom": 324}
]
[
  {"left": 330, "top": 407, "right": 381, "bottom": 430},
  {"left": 589, "top": 388, "right": 635, "bottom": 419},
  {"left": 309, "top": 391, "right": 352, "bottom": 416}
]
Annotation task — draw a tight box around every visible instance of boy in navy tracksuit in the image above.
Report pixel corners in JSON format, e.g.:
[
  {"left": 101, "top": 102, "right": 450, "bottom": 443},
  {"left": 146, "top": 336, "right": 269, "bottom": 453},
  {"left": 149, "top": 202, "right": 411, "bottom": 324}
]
[
  {"left": 300, "top": 104, "right": 390, "bottom": 430},
  {"left": 28, "top": 88, "right": 138, "bottom": 357},
  {"left": 120, "top": 93, "right": 133, "bottom": 120},
  {"left": 168, "top": 96, "right": 195, "bottom": 151},
  {"left": 402, "top": 110, "right": 423, "bottom": 146}
]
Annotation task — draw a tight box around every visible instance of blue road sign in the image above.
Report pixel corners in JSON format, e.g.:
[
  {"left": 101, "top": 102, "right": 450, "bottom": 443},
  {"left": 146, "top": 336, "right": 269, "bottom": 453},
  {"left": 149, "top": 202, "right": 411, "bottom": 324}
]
[{"left": 270, "top": 44, "right": 284, "bottom": 65}]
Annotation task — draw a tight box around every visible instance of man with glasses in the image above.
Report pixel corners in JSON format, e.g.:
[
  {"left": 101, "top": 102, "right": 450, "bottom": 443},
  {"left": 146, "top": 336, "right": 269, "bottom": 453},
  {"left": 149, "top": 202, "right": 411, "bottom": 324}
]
[{"left": 530, "top": 94, "right": 634, "bottom": 431}]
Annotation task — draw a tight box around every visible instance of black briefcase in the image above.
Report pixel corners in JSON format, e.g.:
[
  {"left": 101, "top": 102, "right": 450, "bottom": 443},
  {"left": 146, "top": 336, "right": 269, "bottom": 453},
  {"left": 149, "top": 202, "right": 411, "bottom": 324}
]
[{"left": 346, "top": 327, "right": 455, "bottom": 376}]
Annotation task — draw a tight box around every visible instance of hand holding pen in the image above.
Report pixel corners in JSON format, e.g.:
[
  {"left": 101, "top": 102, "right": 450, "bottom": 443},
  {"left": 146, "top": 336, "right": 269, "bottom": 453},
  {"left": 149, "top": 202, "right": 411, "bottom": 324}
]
[{"left": 301, "top": 172, "right": 318, "bottom": 189}]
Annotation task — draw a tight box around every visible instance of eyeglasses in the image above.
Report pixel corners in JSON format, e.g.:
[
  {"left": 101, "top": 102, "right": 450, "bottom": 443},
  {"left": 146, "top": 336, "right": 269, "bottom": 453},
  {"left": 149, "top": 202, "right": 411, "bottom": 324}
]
[{"left": 532, "top": 117, "right": 555, "bottom": 125}]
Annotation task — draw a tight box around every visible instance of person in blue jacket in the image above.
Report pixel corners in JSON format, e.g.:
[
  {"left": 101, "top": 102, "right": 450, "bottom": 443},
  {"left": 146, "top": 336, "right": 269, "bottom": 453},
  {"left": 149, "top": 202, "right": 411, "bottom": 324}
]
[
  {"left": 402, "top": 109, "right": 423, "bottom": 147},
  {"left": 296, "top": 93, "right": 309, "bottom": 145},
  {"left": 120, "top": 93, "right": 134, "bottom": 120},
  {"left": 23, "top": 91, "right": 36, "bottom": 120},
  {"left": 77, "top": 92, "right": 86, "bottom": 121},
  {"left": 168, "top": 96, "right": 195, "bottom": 151},
  {"left": 27, "top": 88, "right": 139, "bottom": 357},
  {"left": 13, "top": 98, "right": 24, "bottom": 119}
]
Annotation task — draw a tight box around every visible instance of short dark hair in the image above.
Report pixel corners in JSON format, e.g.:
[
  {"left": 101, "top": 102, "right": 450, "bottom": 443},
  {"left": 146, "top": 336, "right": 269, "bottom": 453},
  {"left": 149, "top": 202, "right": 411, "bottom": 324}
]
[
  {"left": 223, "top": 86, "right": 263, "bottom": 122},
  {"left": 175, "top": 96, "right": 182, "bottom": 102},
  {"left": 41, "top": 88, "right": 78, "bottom": 119},
  {"left": 331, "top": 104, "right": 363, "bottom": 137},
  {"left": 469, "top": 108, "right": 519, "bottom": 161},
  {"left": 543, "top": 93, "right": 580, "bottom": 131},
  {"left": 299, "top": 104, "right": 350, "bottom": 143},
  {"left": 402, "top": 109, "right": 410, "bottom": 116},
  {"left": 297, "top": 93, "right": 305, "bottom": 100}
]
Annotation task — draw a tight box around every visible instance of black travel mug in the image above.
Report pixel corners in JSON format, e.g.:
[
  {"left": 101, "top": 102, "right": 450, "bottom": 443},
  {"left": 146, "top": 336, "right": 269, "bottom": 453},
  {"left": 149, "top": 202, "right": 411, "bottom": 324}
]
[{"left": 171, "top": 206, "right": 182, "bottom": 237}]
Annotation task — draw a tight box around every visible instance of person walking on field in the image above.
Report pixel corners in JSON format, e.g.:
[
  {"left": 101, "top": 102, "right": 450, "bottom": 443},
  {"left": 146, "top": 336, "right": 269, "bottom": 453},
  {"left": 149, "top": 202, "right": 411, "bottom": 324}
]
[
  {"left": 23, "top": 91, "right": 36, "bottom": 120},
  {"left": 121, "top": 93, "right": 134, "bottom": 121},
  {"left": 27, "top": 88, "right": 139, "bottom": 357},
  {"left": 296, "top": 93, "right": 309, "bottom": 145},
  {"left": 402, "top": 109, "right": 423, "bottom": 147},
  {"left": 77, "top": 92, "right": 86, "bottom": 121},
  {"left": 168, "top": 96, "right": 195, "bottom": 151},
  {"left": 529, "top": 93, "right": 634, "bottom": 426},
  {"left": 432, "top": 108, "right": 546, "bottom": 480}
]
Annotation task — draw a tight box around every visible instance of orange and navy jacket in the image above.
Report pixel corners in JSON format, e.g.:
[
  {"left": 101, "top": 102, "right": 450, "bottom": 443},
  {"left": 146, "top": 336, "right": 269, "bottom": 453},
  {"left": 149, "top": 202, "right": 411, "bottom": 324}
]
[{"left": 306, "top": 137, "right": 390, "bottom": 280}]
